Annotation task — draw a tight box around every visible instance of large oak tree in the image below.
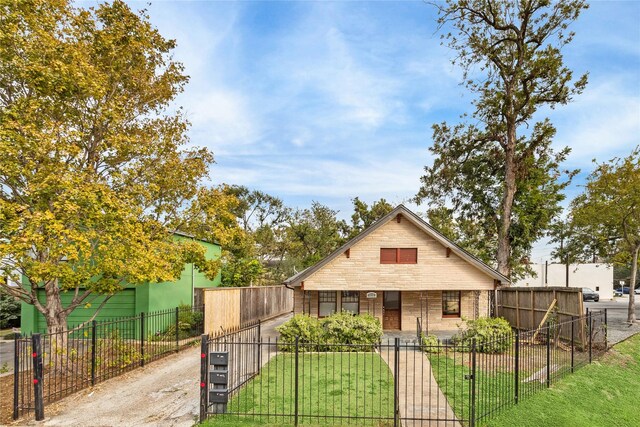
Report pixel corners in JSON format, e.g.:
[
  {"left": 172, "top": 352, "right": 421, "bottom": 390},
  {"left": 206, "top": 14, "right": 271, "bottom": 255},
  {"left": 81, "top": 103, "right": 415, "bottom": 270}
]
[{"left": 416, "top": 0, "right": 587, "bottom": 278}]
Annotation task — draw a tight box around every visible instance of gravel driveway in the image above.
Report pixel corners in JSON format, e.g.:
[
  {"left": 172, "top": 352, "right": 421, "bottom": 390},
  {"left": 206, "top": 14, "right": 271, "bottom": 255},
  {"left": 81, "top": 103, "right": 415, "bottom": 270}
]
[
  {"left": 27, "top": 346, "right": 202, "bottom": 427},
  {"left": 20, "top": 314, "right": 291, "bottom": 427}
]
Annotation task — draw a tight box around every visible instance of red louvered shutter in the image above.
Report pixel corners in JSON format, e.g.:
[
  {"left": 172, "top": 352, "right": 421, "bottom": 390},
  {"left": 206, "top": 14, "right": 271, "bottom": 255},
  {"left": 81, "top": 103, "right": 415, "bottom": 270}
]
[
  {"left": 398, "top": 248, "right": 417, "bottom": 264},
  {"left": 380, "top": 248, "right": 397, "bottom": 264}
]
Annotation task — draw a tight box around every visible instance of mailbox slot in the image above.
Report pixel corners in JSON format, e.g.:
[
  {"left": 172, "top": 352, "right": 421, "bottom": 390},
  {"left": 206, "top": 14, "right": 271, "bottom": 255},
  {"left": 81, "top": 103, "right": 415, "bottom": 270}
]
[
  {"left": 210, "top": 352, "right": 228, "bottom": 365},
  {"left": 209, "top": 389, "right": 228, "bottom": 404},
  {"left": 209, "top": 369, "right": 228, "bottom": 385}
]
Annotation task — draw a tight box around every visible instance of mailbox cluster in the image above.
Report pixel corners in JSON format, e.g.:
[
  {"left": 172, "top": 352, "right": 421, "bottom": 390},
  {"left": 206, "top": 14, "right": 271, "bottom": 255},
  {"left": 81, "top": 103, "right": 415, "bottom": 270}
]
[{"left": 209, "top": 351, "right": 229, "bottom": 413}]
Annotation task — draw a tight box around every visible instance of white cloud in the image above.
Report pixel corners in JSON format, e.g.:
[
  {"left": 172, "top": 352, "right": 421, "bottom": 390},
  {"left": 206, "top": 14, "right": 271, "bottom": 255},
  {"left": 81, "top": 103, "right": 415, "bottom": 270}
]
[{"left": 552, "top": 78, "right": 640, "bottom": 166}]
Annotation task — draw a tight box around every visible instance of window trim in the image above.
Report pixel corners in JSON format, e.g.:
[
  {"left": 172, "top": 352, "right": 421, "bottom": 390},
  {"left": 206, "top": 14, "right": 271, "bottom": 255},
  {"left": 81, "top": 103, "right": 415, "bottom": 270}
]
[
  {"left": 318, "top": 291, "right": 337, "bottom": 318},
  {"left": 442, "top": 291, "right": 461, "bottom": 318}
]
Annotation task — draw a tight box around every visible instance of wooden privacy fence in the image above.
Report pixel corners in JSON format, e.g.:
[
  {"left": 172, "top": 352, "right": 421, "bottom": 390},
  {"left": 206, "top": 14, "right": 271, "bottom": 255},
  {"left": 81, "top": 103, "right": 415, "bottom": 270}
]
[
  {"left": 203, "top": 285, "right": 293, "bottom": 334},
  {"left": 497, "top": 287, "right": 586, "bottom": 344}
]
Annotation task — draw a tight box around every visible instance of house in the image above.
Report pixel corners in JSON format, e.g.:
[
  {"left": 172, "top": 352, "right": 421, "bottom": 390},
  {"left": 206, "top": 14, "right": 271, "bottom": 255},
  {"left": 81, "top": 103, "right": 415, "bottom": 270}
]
[
  {"left": 283, "top": 205, "right": 509, "bottom": 332},
  {"left": 20, "top": 232, "right": 221, "bottom": 334},
  {"left": 512, "top": 262, "right": 614, "bottom": 300}
]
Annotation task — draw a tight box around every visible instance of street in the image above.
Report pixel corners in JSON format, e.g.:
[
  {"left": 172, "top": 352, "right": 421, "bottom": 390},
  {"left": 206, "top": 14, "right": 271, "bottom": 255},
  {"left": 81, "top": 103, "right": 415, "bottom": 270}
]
[
  {"left": 584, "top": 297, "right": 640, "bottom": 343},
  {"left": 0, "top": 340, "right": 15, "bottom": 373}
]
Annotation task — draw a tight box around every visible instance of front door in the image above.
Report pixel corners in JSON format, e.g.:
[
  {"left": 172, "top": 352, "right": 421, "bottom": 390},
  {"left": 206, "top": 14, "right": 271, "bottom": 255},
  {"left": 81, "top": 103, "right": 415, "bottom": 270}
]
[{"left": 383, "top": 291, "right": 401, "bottom": 330}]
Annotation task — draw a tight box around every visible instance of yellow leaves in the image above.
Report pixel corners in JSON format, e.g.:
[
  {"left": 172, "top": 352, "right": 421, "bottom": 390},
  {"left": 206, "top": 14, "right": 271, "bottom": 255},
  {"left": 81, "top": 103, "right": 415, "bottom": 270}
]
[{"left": 0, "top": 0, "right": 224, "bottom": 327}]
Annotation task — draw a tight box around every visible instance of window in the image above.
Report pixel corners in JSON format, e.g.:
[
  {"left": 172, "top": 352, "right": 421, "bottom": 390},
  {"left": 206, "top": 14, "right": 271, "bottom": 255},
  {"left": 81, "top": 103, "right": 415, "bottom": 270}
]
[
  {"left": 304, "top": 291, "right": 311, "bottom": 314},
  {"left": 318, "top": 291, "right": 337, "bottom": 317},
  {"left": 442, "top": 291, "right": 461, "bottom": 318},
  {"left": 341, "top": 291, "right": 359, "bottom": 314},
  {"left": 380, "top": 248, "right": 418, "bottom": 264}
]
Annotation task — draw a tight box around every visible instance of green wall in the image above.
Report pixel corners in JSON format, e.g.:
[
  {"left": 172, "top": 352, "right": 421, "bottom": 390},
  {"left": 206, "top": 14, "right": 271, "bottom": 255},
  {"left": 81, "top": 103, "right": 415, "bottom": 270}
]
[{"left": 20, "top": 235, "right": 221, "bottom": 334}]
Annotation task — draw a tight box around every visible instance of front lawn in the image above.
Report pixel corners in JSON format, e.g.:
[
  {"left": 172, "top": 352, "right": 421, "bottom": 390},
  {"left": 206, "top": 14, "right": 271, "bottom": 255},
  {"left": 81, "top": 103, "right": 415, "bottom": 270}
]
[
  {"left": 429, "top": 350, "right": 516, "bottom": 423},
  {"left": 487, "top": 333, "right": 640, "bottom": 427},
  {"left": 203, "top": 352, "right": 394, "bottom": 426}
]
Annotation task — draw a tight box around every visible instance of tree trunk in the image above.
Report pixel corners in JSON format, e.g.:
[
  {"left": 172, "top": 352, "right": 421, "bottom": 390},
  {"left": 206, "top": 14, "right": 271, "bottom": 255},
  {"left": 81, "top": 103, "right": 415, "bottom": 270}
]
[
  {"left": 628, "top": 246, "right": 638, "bottom": 324},
  {"left": 496, "top": 123, "right": 517, "bottom": 278},
  {"left": 41, "top": 279, "right": 70, "bottom": 371}
]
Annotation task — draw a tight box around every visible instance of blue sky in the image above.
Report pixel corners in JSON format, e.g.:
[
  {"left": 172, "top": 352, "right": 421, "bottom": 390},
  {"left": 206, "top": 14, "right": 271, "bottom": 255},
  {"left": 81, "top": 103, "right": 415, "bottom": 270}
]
[{"left": 133, "top": 0, "right": 639, "bottom": 261}]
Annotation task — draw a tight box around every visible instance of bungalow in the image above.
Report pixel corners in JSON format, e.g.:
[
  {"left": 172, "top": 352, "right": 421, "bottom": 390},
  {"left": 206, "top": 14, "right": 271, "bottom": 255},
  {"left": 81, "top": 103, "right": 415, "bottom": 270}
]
[{"left": 284, "top": 205, "right": 509, "bottom": 332}]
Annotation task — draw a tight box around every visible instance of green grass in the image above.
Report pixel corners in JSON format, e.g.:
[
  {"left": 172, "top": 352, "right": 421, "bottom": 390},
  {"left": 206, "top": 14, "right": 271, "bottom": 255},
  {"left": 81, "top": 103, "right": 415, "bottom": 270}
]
[
  {"left": 486, "top": 334, "right": 640, "bottom": 427},
  {"left": 428, "top": 351, "right": 516, "bottom": 423},
  {"left": 203, "top": 352, "right": 394, "bottom": 426}
]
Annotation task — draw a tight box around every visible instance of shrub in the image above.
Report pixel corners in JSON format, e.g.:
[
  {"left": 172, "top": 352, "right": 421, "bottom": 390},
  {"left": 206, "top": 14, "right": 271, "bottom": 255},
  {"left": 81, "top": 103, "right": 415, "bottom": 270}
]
[
  {"left": 150, "top": 305, "right": 204, "bottom": 341},
  {"left": 276, "top": 314, "right": 323, "bottom": 350},
  {"left": 277, "top": 312, "right": 382, "bottom": 352},
  {"left": 322, "top": 312, "right": 383, "bottom": 352},
  {"left": 0, "top": 292, "right": 20, "bottom": 329},
  {"left": 453, "top": 317, "right": 513, "bottom": 353},
  {"left": 421, "top": 334, "right": 440, "bottom": 353}
]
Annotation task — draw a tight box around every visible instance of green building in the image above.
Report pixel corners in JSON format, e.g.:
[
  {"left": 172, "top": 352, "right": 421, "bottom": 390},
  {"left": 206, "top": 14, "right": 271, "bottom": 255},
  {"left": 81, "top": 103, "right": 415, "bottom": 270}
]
[{"left": 20, "top": 232, "right": 221, "bottom": 334}]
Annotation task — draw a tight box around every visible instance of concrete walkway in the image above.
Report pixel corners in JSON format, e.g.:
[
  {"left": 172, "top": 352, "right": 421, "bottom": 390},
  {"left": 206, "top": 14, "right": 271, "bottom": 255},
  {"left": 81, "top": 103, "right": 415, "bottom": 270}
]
[{"left": 381, "top": 347, "right": 460, "bottom": 427}]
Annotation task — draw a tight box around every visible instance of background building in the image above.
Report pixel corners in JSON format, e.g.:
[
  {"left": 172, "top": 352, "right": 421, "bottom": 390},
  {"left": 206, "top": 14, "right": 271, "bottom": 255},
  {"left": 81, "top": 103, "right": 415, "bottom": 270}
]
[{"left": 512, "top": 263, "right": 613, "bottom": 300}]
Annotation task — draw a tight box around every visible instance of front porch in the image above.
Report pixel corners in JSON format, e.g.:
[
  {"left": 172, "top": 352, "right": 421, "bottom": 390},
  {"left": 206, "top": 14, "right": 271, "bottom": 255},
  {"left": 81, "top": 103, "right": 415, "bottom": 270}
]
[{"left": 293, "top": 288, "right": 492, "bottom": 333}]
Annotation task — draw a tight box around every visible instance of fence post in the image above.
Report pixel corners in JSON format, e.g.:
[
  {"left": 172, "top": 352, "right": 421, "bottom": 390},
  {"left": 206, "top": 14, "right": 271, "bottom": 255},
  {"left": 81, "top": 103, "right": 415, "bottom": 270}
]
[
  {"left": 546, "top": 322, "right": 551, "bottom": 388},
  {"left": 31, "top": 334, "right": 44, "bottom": 421},
  {"left": 514, "top": 332, "right": 519, "bottom": 404},
  {"left": 91, "top": 320, "right": 97, "bottom": 386},
  {"left": 571, "top": 316, "right": 575, "bottom": 373},
  {"left": 12, "top": 333, "right": 19, "bottom": 420},
  {"left": 589, "top": 313, "right": 593, "bottom": 364},
  {"left": 175, "top": 307, "right": 180, "bottom": 351},
  {"left": 199, "top": 334, "right": 208, "bottom": 423},
  {"left": 470, "top": 338, "right": 477, "bottom": 427},
  {"left": 257, "top": 320, "right": 262, "bottom": 374},
  {"left": 294, "top": 336, "right": 299, "bottom": 426},
  {"left": 604, "top": 309, "right": 608, "bottom": 350},
  {"left": 394, "top": 338, "right": 400, "bottom": 427},
  {"left": 140, "top": 312, "right": 145, "bottom": 367}
]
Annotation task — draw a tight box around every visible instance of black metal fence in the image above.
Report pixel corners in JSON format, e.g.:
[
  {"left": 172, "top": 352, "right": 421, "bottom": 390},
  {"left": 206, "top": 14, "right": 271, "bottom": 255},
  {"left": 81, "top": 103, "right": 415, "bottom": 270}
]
[
  {"left": 13, "top": 305, "right": 204, "bottom": 421},
  {"left": 200, "top": 311, "right": 607, "bottom": 427}
]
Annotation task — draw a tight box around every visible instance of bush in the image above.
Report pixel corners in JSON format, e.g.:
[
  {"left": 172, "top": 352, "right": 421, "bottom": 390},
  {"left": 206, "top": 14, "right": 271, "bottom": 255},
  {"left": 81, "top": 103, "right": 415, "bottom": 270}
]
[
  {"left": 277, "top": 312, "right": 382, "bottom": 352},
  {"left": 453, "top": 317, "right": 513, "bottom": 353},
  {"left": 150, "top": 305, "right": 204, "bottom": 341},
  {"left": 0, "top": 292, "right": 20, "bottom": 329},
  {"left": 276, "top": 314, "right": 323, "bottom": 350},
  {"left": 322, "top": 312, "right": 383, "bottom": 352},
  {"left": 421, "top": 334, "right": 440, "bottom": 353}
]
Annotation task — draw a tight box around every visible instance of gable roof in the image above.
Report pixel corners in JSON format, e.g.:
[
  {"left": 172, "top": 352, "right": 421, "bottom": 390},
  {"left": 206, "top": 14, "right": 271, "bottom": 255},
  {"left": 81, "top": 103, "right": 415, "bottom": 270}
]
[
  {"left": 173, "top": 230, "right": 221, "bottom": 246},
  {"left": 283, "top": 204, "right": 509, "bottom": 286}
]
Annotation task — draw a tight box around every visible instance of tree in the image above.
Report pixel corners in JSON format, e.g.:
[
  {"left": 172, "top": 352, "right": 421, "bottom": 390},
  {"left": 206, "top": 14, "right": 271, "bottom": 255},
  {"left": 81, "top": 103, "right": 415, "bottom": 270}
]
[
  {"left": 0, "top": 0, "right": 218, "bottom": 336},
  {"left": 426, "top": 206, "right": 497, "bottom": 266},
  {"left": 416, "top": 0, "right": 587, "bottom": 278},
  {"left": 0, "top": 291, "right": 20, "bottom": 329},
  {"left": 570, "top": 149, "right": 640, "bottom": 323},
  {"left": 346, "top": 197, "right": 394, "bottom": 239},
  {"left": 286, "top": 202, "right": 347, "bottom": 270}
]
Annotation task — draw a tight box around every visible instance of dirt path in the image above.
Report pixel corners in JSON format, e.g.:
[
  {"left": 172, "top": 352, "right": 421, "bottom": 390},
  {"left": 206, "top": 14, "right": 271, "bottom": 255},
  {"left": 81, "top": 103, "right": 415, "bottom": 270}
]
[{"left": 19, "top": 314, "right": 291, "bottom": 427}]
